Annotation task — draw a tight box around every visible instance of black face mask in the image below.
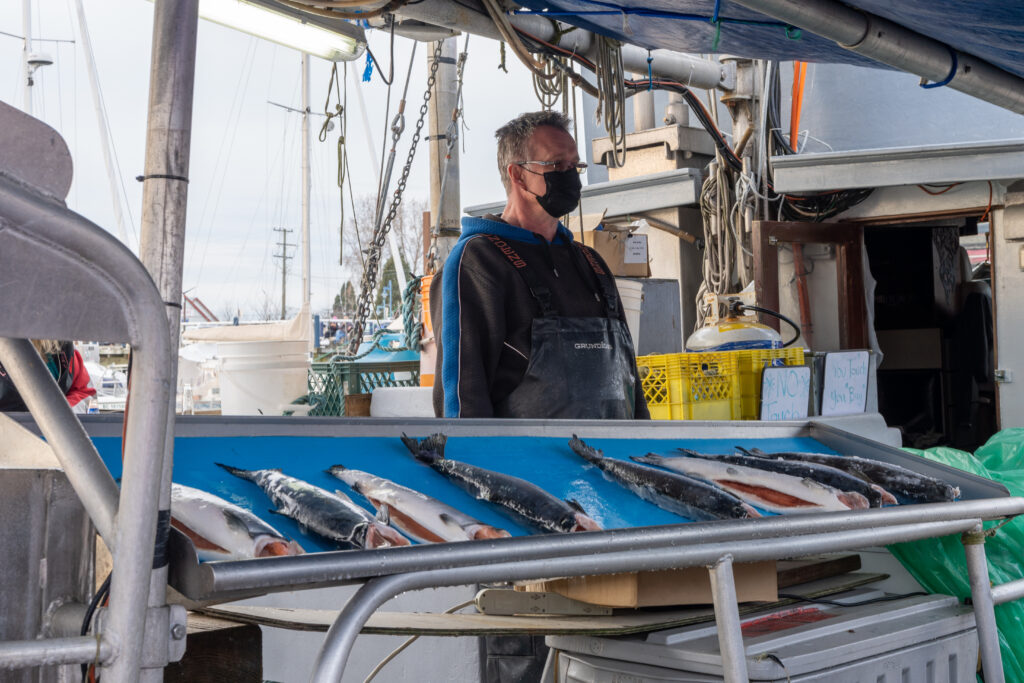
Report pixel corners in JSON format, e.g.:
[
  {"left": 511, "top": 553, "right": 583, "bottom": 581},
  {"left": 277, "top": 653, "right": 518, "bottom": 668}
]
[{"left": 531, "top": 167, "right": 582, "bottom": 218}]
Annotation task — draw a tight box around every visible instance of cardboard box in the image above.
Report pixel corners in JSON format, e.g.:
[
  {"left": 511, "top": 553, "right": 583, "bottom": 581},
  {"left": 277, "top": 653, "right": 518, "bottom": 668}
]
[
  {"left": 517, "top": 561, "right": 777, "bottom": 608},
  {"left": 582, "top": 229, "right": 651, "bottom": 278}
]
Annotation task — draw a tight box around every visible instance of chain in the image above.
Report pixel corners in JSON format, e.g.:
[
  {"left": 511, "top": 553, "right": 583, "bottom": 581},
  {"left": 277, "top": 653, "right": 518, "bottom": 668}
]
[
  {"left": 348, "top": 41, "right": 443, "bottom": 355},
  {"left": 427, "top": 35, "right": 470, "bottom": 274}
]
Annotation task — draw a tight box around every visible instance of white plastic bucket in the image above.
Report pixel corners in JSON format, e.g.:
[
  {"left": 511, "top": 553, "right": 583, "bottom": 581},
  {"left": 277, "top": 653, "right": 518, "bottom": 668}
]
[
  {"left": 615, "top": 278, "right": 644, "bottom": 350},
  {"left": 217, "top": 340, "right": 310, "bottom": 415}
]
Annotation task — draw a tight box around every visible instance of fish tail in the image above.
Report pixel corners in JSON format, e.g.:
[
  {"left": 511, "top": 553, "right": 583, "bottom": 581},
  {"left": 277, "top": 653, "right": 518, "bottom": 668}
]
[
  {"left": 401, "top": 433, "right": 447, "bottom": 463},
  {"left": 568, "top": 435, "right": 602, "bottom": 463},
  {"left": 629, "top": 453, "right": 661, "bottom": 466},
  {"left": 216, "top": 462, "right": 255, "bottom": 481}
]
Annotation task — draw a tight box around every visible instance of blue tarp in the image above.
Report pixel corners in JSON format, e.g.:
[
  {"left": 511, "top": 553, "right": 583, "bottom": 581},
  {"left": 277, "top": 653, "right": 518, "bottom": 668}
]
[{"left": 517, "top": 0, "right": 1024, "bottom": 80}]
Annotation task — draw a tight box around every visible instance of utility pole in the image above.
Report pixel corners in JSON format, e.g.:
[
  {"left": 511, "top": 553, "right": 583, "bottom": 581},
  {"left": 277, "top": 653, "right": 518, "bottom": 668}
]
[
  {"left": 427, "top": 37, "right": 462, "bottom": 268},
  {"left": 300, "top": 54, "right": 311, "bottom": 314},
  {"left": 274, "top": 227, "right": 294, "bottom": 320}
]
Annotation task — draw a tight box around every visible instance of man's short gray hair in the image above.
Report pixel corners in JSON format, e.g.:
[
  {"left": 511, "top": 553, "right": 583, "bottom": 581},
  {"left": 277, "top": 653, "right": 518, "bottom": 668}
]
[{"left": 495, "top": 111, "right": 573, "bottom": 192}]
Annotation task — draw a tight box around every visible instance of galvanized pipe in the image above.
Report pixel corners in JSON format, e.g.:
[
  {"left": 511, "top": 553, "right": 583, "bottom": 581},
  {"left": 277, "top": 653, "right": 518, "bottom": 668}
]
[
  {"left": 0, "top": 338, "right": 119, "bottom": 544},
  {"left": 393, "top": 0, "right": 727, "bottom": 89},
  {"left": 991, "top": 577, "right": 1024, "bottom": 606},
  {"left": 729, "top": 0, "right": 1024, "bottom": 115},
  {"left": 204, "top": 499, "right": 1024, "bottom": 597},
  {"left": 310, "top": 518, "right": 980, "bottom": 681},
  {"left": 0, "top": 636, "right": 112, "bottom": 669},
  {"left": 963, "top": 524, "right": 1005, "bottom": 683},
  {"left": 709, "top": 555, "right": 748, "bottom": 683}
]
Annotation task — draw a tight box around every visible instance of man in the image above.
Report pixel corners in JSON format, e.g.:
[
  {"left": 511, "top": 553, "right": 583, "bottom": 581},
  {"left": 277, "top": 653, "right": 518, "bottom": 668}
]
[{"left": 431, "top": 110, "right": 649, "bottom": 420}]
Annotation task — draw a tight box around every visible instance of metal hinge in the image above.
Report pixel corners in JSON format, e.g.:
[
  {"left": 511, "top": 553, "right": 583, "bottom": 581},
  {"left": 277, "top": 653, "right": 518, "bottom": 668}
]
[{"left": 995, "top": 369, "right": 1013, "bottom": 383}]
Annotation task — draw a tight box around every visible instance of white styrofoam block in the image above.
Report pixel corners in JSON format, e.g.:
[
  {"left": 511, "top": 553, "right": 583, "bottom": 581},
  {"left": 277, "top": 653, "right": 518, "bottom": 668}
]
[{"left": 370, "top": 386, "right": 435, "bottom": 417}]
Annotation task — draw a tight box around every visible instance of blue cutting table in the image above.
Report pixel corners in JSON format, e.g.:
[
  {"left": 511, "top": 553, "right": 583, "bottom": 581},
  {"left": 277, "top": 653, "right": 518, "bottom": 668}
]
[{"left": 93, "top": 433, "right": 835, "bottom": 553}]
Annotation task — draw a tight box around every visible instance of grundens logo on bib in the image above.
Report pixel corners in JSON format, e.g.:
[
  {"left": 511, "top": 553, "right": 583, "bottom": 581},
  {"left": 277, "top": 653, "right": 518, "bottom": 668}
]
[{"left": 574, "top": 342, "right": 612, "bottom": 350}]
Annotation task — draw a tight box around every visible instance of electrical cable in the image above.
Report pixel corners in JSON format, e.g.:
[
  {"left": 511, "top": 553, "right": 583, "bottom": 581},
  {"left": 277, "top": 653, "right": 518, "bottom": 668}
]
[
  {"left": 363, "top": 599, "right": 475, "bottom": 682},
  {"left": 80, "top": 572, "right": 112, "bottom": 683},
  {"left": 778, "top": 591, "right": 929, "bottom": 607},
  {"left": 735, "top": 303, "right": 801, "bottom": 347}
]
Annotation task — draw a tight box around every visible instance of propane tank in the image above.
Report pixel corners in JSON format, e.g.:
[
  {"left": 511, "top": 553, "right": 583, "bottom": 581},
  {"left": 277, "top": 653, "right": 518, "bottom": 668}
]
[{"left": 686, "top": 298, "right": 784, "bottom": 352}]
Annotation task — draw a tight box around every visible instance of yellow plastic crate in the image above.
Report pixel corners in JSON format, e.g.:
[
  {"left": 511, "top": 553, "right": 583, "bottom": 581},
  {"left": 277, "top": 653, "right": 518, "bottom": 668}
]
[{"left": 638, "top": 348, "right": 805, "bottom": 420}]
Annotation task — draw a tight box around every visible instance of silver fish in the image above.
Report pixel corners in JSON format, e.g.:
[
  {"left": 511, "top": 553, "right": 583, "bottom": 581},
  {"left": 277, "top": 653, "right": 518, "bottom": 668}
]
[
  {"left": 216, "top": 464, "right": 410, "bottom": 550},
  {"left": 401, "top": 434, "right": 601, "bottom": 534},
  {"left": 737, "top": 447, "right": 960, "bottom": 503},
  {"left": 170, "top": 483, "right": 302, "bottom": 561},
  {"left": 633, "top": 453, "right": 870, "bottom": 513},
  {"left": 569, "top": 436, "right": 761, "bottom": 521},
  {"left": 674, "top": 448, "right": 898, "bottom": 507},
  {"left": 327, "top": 465, "right": 511, "bottom": 543}
]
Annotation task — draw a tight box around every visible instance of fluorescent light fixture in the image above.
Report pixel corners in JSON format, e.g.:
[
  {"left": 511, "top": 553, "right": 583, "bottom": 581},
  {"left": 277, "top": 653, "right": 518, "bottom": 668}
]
[{"left": 197, "top": 0, "right": 367, "bottom": 61}]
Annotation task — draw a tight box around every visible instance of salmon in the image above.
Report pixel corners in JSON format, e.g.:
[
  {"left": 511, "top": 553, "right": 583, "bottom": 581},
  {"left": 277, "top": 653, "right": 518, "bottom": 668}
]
[
  {"left": 216, "top": 464, "right": 410, "bottom": 550},
  {"left": 737, "top": 447, "right": 960, "bottom": 503},
  {"left": 170, "top": 483, "right": 302, "bottom": 561},
  {"left": 327, "top": 465, "right": 511, "bottom": 543},
  {"left": 569, "top": 436, "right": 761, "bottom": 521},
  {"left": 401, "top": 434, "right": 601, "bottom": 534},
  {"left": 633, "top": 453, "right": 870, "bottom": 513}
]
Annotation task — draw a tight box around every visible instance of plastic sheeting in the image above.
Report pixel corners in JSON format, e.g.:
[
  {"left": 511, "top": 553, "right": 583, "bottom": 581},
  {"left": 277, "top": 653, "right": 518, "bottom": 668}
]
[
  {"left": 519, "top": 0, "right": 1024, "bottom": 79},
  {"left": 889, "top": 429, "right": 1024, "bottom": 683}
]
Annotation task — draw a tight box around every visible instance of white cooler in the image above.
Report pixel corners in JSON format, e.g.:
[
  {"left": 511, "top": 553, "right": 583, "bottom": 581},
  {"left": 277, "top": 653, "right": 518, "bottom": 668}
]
[{"left": 544, "top": 592, "right": 977, "bottom": 682}]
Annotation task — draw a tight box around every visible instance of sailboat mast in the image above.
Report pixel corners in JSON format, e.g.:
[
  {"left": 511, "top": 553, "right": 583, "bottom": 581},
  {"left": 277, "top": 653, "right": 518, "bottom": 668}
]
[
  {"left": 301, "top": 53, "right": 311, "bottom": 313},
  {"left": 21, "top": 0, "right": 31, "bottom": 116}
]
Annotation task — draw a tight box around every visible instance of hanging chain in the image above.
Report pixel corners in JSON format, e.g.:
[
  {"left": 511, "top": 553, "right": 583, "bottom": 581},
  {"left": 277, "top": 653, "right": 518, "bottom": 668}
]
[
  {"left": 348, "top": 40, "right": 443, "bottom": 355},
  {"left": 320, "top": 63, "right": 347, "bottom": 265},
  {"left": 427, "top": 35, "right": 470, "bottom": 275}
]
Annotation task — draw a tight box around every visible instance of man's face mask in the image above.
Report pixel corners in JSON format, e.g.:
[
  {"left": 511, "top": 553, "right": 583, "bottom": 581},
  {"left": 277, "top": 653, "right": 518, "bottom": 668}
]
[{"left": 529, "top": 167, "right": 583, "bottom": 218}]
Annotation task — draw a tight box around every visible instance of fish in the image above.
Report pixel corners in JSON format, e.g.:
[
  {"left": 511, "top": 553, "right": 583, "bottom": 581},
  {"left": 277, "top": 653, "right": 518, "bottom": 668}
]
[
  {"left": 674, "top": 448, "right": 898, "bottom": 507},
  {"left": 632, "top": 453, "right": 870, "bottom": 513},
  {"left": 327, "top": 465, "right": 511, "bottom": 543},
  {"left": 400, "top": 433, "right": 601, "bottom": 534},
  {"left": 170, "top": 483, "right": 303, "bottom": 561},
  {"left": 736, "top": 447, "right": 961, "bottom": 503},
  {"left": 215, "top": 464, "right": 410, "bottom": 550},
  {"left": 568, "top": 436, "right": 761, "bottom": 521}
]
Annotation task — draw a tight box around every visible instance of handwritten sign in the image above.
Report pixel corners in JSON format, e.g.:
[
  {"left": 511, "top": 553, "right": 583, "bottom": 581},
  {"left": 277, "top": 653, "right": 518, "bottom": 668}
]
[
  {"left": 760, "top": 366, "right": 811, "bottom": 421},
  {"left": 821, "top": 351, "right": 870, "bottom": 417},
  {"left": 623, "top": 234, "right": 648, "bottom": 264}
]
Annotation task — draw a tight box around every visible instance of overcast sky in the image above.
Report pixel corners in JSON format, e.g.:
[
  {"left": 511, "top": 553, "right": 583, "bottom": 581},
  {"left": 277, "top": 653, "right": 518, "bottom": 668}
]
[{"left": 1, "top": 0, "right": 543, "bottom": 318}]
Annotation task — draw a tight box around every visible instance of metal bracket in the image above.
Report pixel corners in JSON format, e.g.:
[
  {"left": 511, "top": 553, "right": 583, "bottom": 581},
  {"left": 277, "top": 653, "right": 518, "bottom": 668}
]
[
  {"left": 475, "top": 589, "right": 612, "bottom": 616},
  {"left": 995, "top": 368, "right": 1013, "bottom": 383},
  {"left": 96, "top": 604, "right": 188, "bottom": 667}
]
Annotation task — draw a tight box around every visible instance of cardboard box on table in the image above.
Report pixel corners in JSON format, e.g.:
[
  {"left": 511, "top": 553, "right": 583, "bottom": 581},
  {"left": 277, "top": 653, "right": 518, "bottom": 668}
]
[
  {"left": 517, "top": 561, "right": 778, "bottom": 608},
  {"left": 566, "top": 213, "right": 651, "bottom": 278}
]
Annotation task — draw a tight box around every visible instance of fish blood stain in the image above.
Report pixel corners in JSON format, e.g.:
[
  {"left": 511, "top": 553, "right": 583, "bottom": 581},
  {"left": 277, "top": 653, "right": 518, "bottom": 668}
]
[{"left": 719, "top": 480, "right": 815, "bottom": 507}]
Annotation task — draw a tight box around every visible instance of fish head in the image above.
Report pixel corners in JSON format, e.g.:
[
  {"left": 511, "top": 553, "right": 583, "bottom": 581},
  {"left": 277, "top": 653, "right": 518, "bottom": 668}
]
[
  {"left": 571, "top": 512, "right": 602, "bottom": 532},
  {"left": 470, "top": 525, "right": 512, "bottom": 540},
  {"left": 254, "top": 536, "right": 304, "bottom": 557},
  {"left": 740, "top": 503, "right": 763, "bottom": 518},
  {"left": 837, "top": 491, "right": 870, "bottom": 510},
  {"left": 365, "top": 522, "right": 411, "bottom": 548}
]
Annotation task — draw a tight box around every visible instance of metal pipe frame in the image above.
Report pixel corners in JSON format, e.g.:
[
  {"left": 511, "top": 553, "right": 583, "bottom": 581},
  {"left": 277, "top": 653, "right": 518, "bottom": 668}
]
[
  {"left": 189, "top": 498, "right": 1024, "bottom": 599},
  {"left": 0, "top": 125, "right": 174, "bottom": 683},
  {"left": 310, "top": 517, "right": 981, "bottom": 681},
  {"left": 991, "top": 578, "right": 1024, "bottom": 606},
  {"left": 963, "top": 524, "right": 1005, "bottom": 683},
  {"left": 0, "top": 636, "right": 113, "bottom": 670},
  {"left": 729, "top": 0, "right": 1024, "bottom": 115},
  {"left": 393, "top": 0, "right": 728, "bottom": 90},
  {"left": 0, "top": 338, "right": 119, "bottom": 544},
  {"left": 710, "top": 555, "right": 748, "bottom": 683}
]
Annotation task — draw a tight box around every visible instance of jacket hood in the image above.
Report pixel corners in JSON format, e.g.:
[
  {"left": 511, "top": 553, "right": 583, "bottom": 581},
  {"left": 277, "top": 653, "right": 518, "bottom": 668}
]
[{"left": 458, "top": 216, "right": 574, "bottom": 245}]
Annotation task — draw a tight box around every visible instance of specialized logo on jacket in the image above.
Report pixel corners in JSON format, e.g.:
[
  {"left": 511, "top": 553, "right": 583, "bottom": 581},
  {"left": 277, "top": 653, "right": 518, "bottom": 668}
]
[{"left": 485, "top": 234, "right": 527, "bottom": 268}]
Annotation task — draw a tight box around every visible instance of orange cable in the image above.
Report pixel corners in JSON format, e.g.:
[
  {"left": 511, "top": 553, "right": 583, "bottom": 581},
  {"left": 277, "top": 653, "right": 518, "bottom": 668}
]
[{"left": 790, "top": 61, "right": 807, "bottom": 152}]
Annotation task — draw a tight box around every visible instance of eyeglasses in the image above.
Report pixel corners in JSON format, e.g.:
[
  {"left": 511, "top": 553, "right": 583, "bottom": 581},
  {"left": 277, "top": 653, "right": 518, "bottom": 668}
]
[{"left": 516, "top": 160, "right": 588, "bottom": 174}]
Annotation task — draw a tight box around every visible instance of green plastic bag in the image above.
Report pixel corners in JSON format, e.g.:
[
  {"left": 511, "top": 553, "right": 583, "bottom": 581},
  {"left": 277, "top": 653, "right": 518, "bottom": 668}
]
[{"left": 887, "top": 429, "right": 1024, "bottom": 682}]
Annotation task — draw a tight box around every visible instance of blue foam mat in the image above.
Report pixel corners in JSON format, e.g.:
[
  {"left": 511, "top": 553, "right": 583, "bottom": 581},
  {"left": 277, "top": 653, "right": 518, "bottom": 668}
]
[{"left": 92, "top": 434, "right": 835, "bottom": 554}]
